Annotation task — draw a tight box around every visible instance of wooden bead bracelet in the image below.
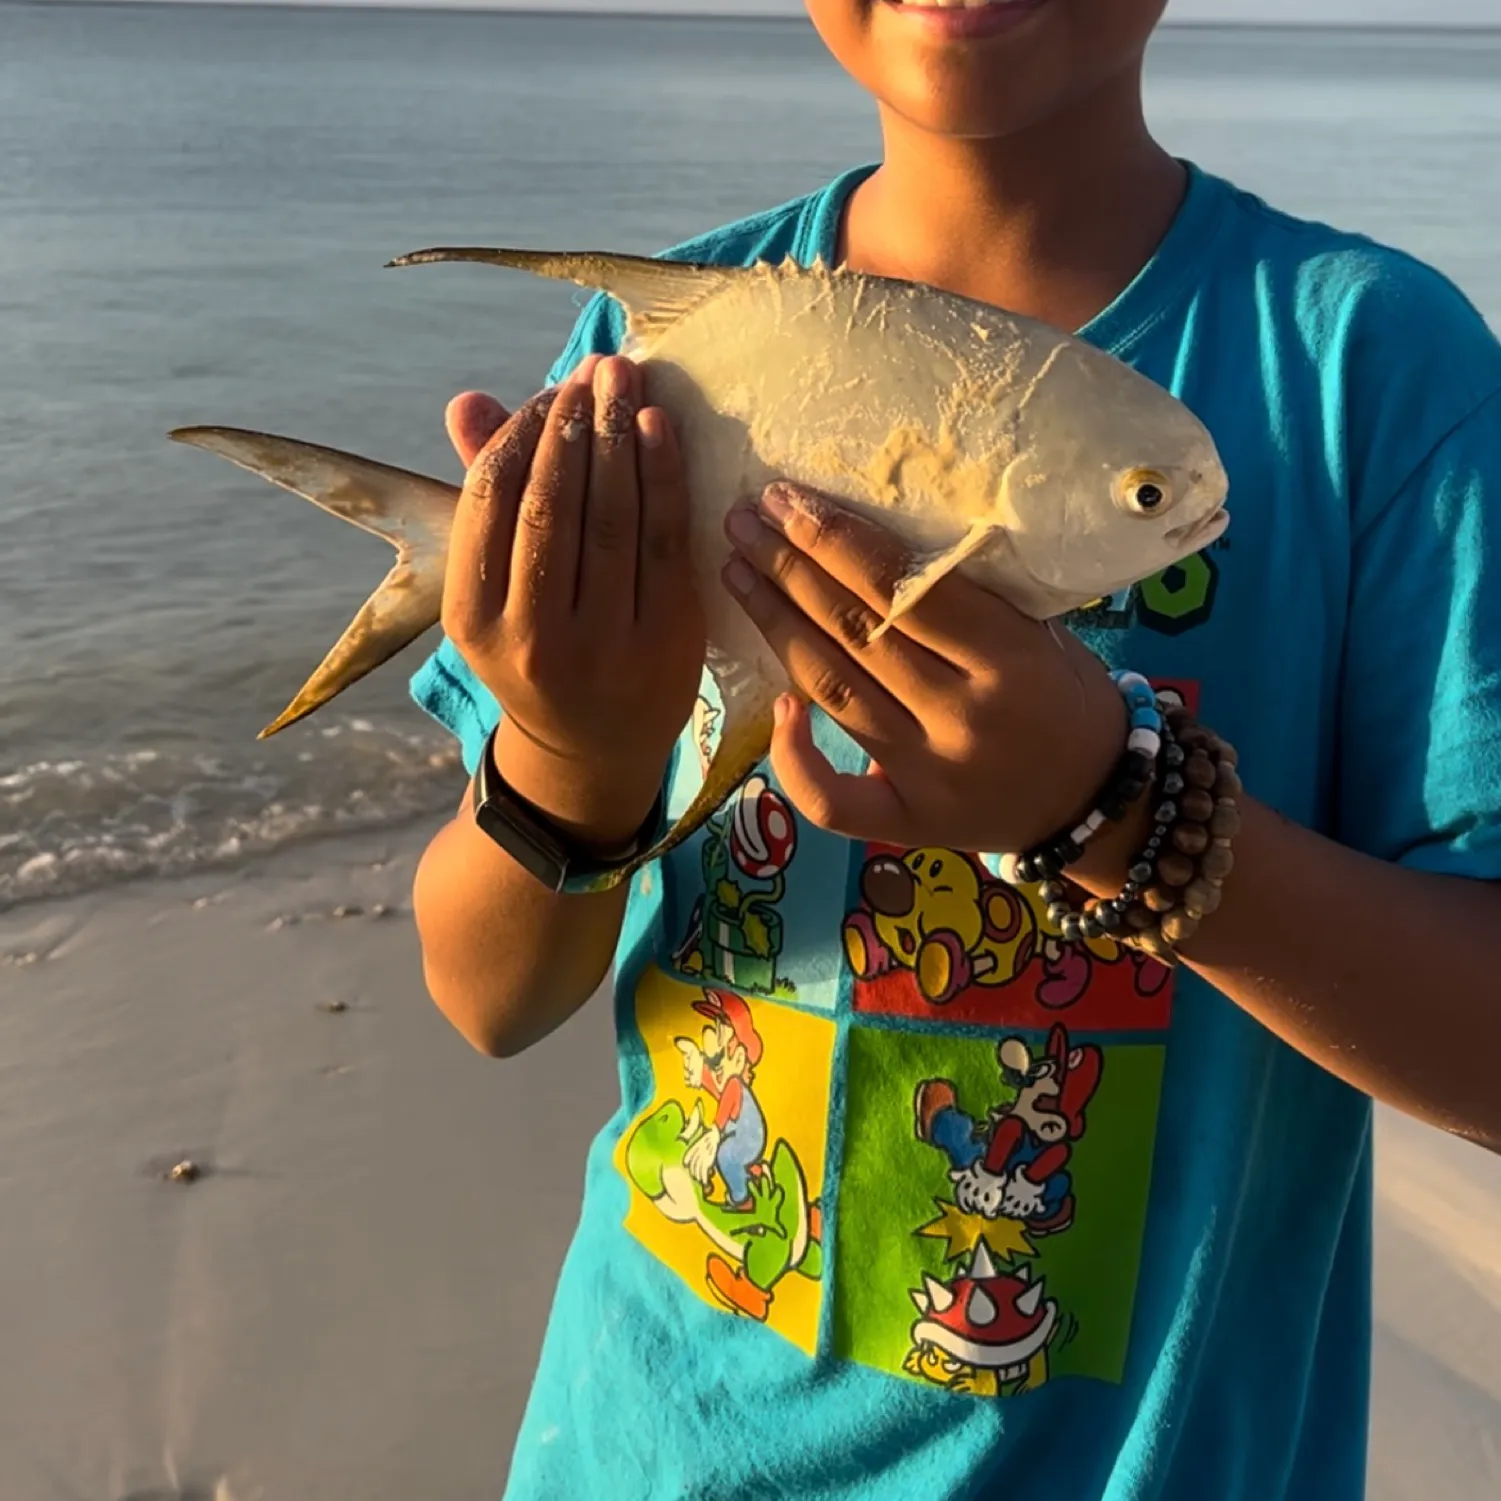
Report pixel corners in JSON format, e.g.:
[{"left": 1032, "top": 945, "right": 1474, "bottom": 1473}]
[
  {"left": 1019, "top": 696, "right": 1242, "bottom": 963},
  {"left": 1117, "top": 705, "right": 1241, "bottom": 963}
]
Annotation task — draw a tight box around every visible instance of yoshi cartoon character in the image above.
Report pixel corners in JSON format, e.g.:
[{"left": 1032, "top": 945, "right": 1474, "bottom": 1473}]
[
  {"left": 843, "top": 847, "right": 1163, "bottom": 1010},
  {"left": 903, "top": 1239, "right": 1059, "bottom": 1397},
  {"left": 673, "top": 771, "right": 798, "bottom": 998},
  {"left": 624, "top": 1097, "right": 823, "bottom": 1322}
]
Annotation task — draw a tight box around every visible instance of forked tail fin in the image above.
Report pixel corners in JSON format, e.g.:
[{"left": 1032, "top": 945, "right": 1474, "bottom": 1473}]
[{"left": 169, "top": 426, "right": 459, "bottom": 737}]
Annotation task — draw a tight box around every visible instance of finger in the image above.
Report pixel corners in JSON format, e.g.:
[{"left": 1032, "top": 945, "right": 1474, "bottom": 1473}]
[
  {"left": 507, "top": 377, "right": 595, "bottom": 630},
  {"left": 769, "top": 695, "right": 908, "bottom": 842},
  {"left": 577, "top": 356, "right": 641, "bottom": 623},
  {"left": 442, "top": 390, "right": 556, "bottom": 640},
  {"left": 758, "top": 482, "right": 1029, "bottom": 671},
  {"left": 564, "top": 353, "right": 605, "bottom": 387},
  {"left": 635, "top": 407, "right": 695, "bottom": 626},
  {"left": 725, "top": 504, "right": 958, "bottom": 703},
  {"left": 722, "top": 552, "right": 915, "bottom": 745},
  {"left": 445, "top": 391, "right": 509, "bottom": 468}
]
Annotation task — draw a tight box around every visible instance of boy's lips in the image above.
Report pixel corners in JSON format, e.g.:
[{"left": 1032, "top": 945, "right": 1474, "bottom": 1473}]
[{"left": 880, "top": 0, "right": 1052, "bottom": 42}]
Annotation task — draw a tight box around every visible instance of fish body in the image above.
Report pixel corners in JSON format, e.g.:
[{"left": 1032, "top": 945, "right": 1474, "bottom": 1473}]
[{"left": 171, "top": 250, "right": 1229, "bottom": 890}]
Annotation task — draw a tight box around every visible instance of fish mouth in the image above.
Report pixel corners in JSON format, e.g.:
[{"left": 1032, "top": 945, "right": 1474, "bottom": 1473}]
[{"left": 1165, "top": 507, "right": 1229, "bottom": 551}]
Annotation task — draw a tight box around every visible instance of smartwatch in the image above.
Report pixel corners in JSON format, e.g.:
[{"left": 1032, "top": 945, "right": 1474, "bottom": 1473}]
[{"left": 471, "top": 725, "right": 665, "bottom": 895}]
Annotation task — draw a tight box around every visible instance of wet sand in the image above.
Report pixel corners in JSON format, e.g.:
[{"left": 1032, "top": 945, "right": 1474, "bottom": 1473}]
[{"left": 0, "top": 825, "right": 1494, "bottom": 1500}]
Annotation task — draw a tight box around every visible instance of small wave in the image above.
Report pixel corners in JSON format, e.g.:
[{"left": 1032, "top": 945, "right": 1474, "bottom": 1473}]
[{"left": 0, "top": 715, "right": 464, "bottom": 910}]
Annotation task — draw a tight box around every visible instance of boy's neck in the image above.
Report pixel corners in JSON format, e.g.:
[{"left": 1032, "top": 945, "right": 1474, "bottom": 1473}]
[{"left": 839, "top": 66, "right": 1185, "bottom": 335}]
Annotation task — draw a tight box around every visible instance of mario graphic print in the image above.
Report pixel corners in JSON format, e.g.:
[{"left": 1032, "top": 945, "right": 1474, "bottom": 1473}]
[
  {"left": 916, "top": 1025, "right": 1103, "bottom": 1234},
  {"left": 657, "top": 688, "right": 863, "bottom": 1013},
  {"left": 621, "top": 679, "right": 1196, "bottom": 1390},
  {"left": 902, "top": 1238, "right": 1059, "bottom": 1397},
  {"left": 675, "top": 990, "right": 768, "bottom": 1211},
  {"left": 843, "top": 845, "right": 1172, "bottom": 1029},
  {"left": 834, "top": 1021, "right": 1165, "bottom": 1391},
  {"left": 672, "top": 773, "right": 800, "bottom": 1000},
  {"left": 616, "top": 967, "right": 833, "bottom": 1350}
]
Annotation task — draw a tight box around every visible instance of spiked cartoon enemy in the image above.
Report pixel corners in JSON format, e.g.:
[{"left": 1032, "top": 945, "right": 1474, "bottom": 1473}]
[{"left": 903, "top": 1239, "right": 1058, "bottom": 1396}]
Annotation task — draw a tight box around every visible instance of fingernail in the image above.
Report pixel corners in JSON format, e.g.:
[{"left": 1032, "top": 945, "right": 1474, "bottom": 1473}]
[
  {"left": 727, "top": 507, "right": 761, "bottom": 546},
  {"left": 761, "top": 484, "right": 793, "bottom": 526},
  {"left": 723, "top": 556, "right": 756, "bottom": 596},
  {"left": 599, "top": 357, "right": 634, "bottom": 405},
  {"left": 636, "top": 408, "right": 663, "bottom": 448},
  {"left": 773, "top": 694, "right": 791, "bottom": 727}
]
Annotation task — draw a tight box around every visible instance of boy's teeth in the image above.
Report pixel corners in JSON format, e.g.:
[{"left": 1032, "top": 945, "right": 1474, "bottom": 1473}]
[{"left": 895, "top": 1, "right": 1021, "bottom": 8}]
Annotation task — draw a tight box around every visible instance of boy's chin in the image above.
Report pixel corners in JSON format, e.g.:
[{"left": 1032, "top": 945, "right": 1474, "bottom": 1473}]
[{"left": 808, "top": 0, "right": 1164, "bottom": 141}]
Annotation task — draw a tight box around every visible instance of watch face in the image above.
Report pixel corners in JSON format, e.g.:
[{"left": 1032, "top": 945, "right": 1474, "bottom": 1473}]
[{"left": 475, "top": 796, "right": 570, "bottom": 893}]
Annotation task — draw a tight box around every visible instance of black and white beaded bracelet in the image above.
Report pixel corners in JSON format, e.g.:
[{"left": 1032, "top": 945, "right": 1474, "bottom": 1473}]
[{"left": 999, "top": 671, "right": 1164, "bottom": 887}]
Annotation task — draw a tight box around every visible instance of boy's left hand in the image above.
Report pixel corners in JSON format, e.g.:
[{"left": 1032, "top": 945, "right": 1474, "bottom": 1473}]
[{"left": 721, "top": 481, "right": 1130, "bottom": 864}]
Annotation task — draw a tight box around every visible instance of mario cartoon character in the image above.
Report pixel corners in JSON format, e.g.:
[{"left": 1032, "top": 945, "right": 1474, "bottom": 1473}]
[
  {"left": 675, "top": 990, "right": 768, "bottom": 1210},
  {"left": 915, "top": 1024, "right": 1103, "bottom": 1235},
  {"left": 673, "top": 773, "right": 798, "bottom": 998},
  {"left": 902, "top": 1239, "right": 1058, "bottom": 1396}
]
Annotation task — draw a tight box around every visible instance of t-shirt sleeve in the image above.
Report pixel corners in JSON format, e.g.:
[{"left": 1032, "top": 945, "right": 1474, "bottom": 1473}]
[
  {"left": 407, "top": 293, "right": 628, "bottom": 772},
  {"left": 1335, "top": 386, "right": 1501, "bottom": 880}
]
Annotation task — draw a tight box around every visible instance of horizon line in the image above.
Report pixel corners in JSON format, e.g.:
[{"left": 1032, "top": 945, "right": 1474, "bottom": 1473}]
[{"left": 7, "top": 0, "right": 1499, "bottom": 29}]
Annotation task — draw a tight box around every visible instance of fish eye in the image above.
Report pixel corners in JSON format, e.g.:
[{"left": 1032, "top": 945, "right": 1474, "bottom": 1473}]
[{"left": 1116, "top": 468, "right": 1174, "bottom": 518}]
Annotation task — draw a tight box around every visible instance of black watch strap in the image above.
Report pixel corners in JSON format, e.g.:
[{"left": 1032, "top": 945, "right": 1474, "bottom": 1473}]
[{"left": 471, "top": 725, "right": 665, "bottom": 894}]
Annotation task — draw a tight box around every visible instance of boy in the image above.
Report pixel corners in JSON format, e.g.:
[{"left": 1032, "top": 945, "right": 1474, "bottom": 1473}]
[{"left": 410, "top": 1, "right": 1501, "bottom": 1496}]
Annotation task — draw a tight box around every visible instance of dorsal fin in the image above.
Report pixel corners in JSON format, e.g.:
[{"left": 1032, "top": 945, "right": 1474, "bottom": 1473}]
[{"left": 387, "top": 246, "right": 747, "bottom": 345}]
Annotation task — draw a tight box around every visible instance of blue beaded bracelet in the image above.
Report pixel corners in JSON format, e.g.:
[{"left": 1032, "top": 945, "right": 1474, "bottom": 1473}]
[{"left": 999, "top": 671, "right": 1163, "bottom": 887}]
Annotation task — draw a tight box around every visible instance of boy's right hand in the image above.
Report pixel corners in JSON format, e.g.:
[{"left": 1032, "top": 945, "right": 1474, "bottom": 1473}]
[{"left": 441, "top": 355, "right": 706, "bottom": 850}]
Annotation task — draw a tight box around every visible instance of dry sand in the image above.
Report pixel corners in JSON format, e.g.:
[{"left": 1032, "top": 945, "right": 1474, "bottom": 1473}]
[{"left": 0, "top": 824, "right": 1495, "bottom": 1500}]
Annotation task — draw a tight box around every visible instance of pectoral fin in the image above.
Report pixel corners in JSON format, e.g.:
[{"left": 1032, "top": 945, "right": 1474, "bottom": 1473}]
[
  {"left": 387, "top": 246, "right": 748, "bottom": 346},
  {"left": 870, "top": 520, "right": 1004, "bottom": 640},
  {"left": 169, "top": 426, "right": 459, "bottom": 737}
]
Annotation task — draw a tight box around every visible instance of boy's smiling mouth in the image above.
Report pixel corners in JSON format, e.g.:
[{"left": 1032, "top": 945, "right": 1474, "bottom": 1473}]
[{"left": 883, "top": 0, "right": 1053, "bottom": 41}]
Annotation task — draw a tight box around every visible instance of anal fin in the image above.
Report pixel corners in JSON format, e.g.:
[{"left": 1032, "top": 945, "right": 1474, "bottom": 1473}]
[{"left": 569, "top": 676, "right": 777, "bottom": 894}]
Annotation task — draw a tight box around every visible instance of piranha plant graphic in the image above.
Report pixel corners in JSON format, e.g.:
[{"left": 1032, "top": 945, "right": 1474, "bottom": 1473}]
[{"left": 674, "top": 774, "right": 799, "bottom": 999}]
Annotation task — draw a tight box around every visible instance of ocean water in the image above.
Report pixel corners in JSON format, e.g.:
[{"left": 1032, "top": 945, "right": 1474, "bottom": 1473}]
[{"left": 1, "top": 4, "right": 1498, "bottom": 909}]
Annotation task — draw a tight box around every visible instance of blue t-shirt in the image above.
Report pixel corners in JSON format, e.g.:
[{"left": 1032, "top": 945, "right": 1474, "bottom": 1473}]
[{"left": 410, "top": 164, "right": 1501, "bottom": 1501}]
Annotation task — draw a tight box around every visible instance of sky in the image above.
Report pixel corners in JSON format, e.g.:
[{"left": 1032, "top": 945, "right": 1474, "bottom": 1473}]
[{"left": 71, "top": 0, "right": 1501, "bottom": 24}]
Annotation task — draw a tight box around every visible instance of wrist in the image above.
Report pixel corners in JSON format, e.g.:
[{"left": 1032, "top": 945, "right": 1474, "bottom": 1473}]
[
  {"left": 487, "top": 718, "right": 667, "bottom": 852},
  {"left": 1066, "top": 792, "right": 1155, "bottom": 898}
]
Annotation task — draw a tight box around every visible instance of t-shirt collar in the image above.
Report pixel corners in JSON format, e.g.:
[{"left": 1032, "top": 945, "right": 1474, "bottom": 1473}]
[{"left": 796, "top": 158, "right": 1230, "bottom": 356}]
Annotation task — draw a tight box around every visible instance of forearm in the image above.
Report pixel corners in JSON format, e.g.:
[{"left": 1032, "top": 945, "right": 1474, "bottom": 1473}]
[
  {"left": 1081, "top": 795, "right": 1501, "bottom": 1150},
  {"left": 413, "top": 809, "right": 627, "bottom": 1058},
  {"left": 413, "top": 720, "right": 661, "bottom": 1060}
]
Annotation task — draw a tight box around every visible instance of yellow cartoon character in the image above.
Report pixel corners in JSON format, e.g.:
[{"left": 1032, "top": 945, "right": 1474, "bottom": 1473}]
[
  {"left": 843, "top": 848, "right": 1036, "bottom": 1005},
  {"left": 844, "top": 846, "right": 1150, "bottom": 1009}
]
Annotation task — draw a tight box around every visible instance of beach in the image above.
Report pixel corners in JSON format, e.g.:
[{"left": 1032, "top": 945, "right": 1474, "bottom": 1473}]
[
  {"left": 0, "top": 823, "right": 618, "bottom": 1501},
  {"left": 3, "top": 5, "right": 1500, "bottom": 1496},
  {"left": 2, "top": 833, "right": 1498, "bottom": 1499}
]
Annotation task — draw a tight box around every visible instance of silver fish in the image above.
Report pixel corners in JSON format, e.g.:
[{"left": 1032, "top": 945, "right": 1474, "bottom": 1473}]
[{"left": 171, "top": 250, "right": 1229, "bottom": 891}]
